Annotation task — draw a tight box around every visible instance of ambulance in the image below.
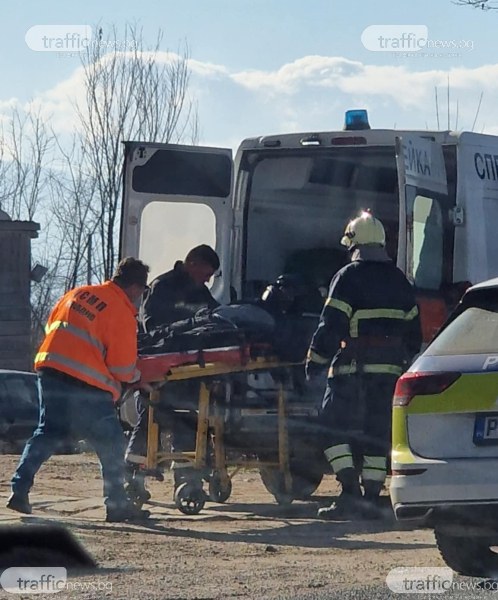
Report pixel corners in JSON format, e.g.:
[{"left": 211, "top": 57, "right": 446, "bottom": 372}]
[
  {"left": 119, "top": 111, "right": 498, "bottom": 504},
  {"left": 120, "top": 110, "right": 498, "bottom": 342}
]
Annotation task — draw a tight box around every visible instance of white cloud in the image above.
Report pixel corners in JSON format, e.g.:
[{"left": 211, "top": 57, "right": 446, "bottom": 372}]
[{"left": 2, "top": 53, "right": 498, "bottom": 149}]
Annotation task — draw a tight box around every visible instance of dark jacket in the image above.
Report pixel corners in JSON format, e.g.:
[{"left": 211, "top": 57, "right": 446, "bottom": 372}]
[
  {"left": 139, "top": 261, "right": 219, "bottom": 333},
  {"left": 308, "top": 246, "right": 422, "bottom": 378}
]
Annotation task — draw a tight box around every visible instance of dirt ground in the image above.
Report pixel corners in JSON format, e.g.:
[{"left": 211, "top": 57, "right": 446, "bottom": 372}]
[{"left": 0, "top": 453, "right": 442, "bottom": 599}]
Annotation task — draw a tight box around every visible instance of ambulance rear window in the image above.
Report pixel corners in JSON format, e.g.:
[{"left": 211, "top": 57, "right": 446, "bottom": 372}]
[{"left": 132, "top": 149, "right": 231, "bottom": 198}]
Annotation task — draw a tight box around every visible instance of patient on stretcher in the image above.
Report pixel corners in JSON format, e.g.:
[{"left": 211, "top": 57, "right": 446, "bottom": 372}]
[
  {"left": 123, "top": 274, "right": 323, "bottom": 504},
  {"left": 137, "top": 273, "right": 322, "bottom": 364}
]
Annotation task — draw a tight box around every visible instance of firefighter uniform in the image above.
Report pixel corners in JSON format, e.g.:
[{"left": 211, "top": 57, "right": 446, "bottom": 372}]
[{"left": 306, "top": 212, "right": 422, "bottom": 519}]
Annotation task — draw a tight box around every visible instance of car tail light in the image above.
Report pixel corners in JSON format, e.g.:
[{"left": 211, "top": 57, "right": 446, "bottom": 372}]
[{"left": 393, "top": 371, "right": 461, "bottom": 406}]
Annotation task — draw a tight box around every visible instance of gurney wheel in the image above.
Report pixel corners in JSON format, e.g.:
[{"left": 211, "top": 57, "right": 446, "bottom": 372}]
[
  {"left": 174, "top": 482, "right": 206, "bottom": 515},
  {"left": 208, "top": 474, "right": 232, "bottom": 503}
]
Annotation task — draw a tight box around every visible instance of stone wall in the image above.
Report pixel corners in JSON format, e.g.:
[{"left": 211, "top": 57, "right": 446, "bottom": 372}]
[{"left": 0, "top": 220, "right": 40, "bottom": 371}]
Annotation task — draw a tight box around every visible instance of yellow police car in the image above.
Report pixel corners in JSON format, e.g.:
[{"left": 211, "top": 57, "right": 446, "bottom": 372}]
[{"left": 390, "top": 278, "right": 498, "bottom": 577}]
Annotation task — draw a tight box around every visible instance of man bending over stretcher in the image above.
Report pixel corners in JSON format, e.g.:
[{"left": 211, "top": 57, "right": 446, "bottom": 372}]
[{"left": 125, "top": 245, "right": 220, "bottom": 500}]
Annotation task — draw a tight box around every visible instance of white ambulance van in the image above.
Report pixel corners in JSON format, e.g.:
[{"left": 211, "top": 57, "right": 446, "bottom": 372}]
[
  {"left": 120, "top": 110, "right": 498, "bottom": 343},
  {"left": 119, "top": 111, "right": 498, "bottom": 503}
]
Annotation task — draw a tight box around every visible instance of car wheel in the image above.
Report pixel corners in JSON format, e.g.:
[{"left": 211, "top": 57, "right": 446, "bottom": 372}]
[{"left": 435, "top": 528, "right": 498, "bottom": 577}]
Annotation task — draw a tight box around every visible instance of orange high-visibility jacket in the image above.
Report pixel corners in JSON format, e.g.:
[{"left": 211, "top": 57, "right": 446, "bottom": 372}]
[{"left": 35, "top": 281, "right": 140, "bottom": 401}]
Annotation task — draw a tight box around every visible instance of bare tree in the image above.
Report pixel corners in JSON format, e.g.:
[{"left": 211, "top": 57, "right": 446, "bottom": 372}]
[
  {"left": 75, "top": 25, "right": 199, "bottom": 279},
  {"left": 0, "top": 25, "right": 199, "bottom": 356},
  {"left": 48, "top": 138, "right": 99, "bottom": 290},
  {"left": 0, "top": 106, "right": 57, "bottom": 355},
  {"left": 0, "top": 106, "right": 53, "bottom": 220},
  {"left": 453, "top": 0, "right": 498, "bottom": 9}
]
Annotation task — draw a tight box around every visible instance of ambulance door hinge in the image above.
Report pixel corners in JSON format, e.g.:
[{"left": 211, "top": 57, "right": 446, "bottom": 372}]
[{"left": 451, "top": 206, "right": 465, "bottom": 226}]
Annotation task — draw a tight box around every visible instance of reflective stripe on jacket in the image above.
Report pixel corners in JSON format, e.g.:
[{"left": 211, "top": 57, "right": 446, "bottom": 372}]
[
  {"left": 307, "top": 249, "right": 422, "bottom": 377},
  {"left": 35, "top": 281, "right": 140, "bottom": 401}
]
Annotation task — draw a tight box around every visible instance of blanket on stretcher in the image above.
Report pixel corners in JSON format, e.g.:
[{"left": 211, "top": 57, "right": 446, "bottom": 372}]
[{"left": 137, "top": 304, "right": 315, "bottom": 364}]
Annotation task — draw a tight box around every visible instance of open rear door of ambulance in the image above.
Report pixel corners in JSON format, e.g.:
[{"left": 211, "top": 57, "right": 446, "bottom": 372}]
[
  {"left": 120, "top": 142, "right": 233, "bottom": 303},
  {"left": 395, "top": 134, "right": 455, "bottom": 344}
]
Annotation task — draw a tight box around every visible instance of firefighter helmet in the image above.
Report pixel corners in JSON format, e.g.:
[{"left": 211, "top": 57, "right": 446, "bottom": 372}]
[{"left": 340, "top": 211, "right": 386, "bottom": 249}]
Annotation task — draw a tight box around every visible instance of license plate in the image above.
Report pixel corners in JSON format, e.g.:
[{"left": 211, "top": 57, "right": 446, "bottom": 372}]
[{"left": 474, "top": 413, "right": 498, "bottom": 445}]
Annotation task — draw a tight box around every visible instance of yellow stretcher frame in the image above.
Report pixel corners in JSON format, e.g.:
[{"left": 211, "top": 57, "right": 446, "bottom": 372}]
[{"left": 143, "top": 356, "right": 295, "bottom": 504}]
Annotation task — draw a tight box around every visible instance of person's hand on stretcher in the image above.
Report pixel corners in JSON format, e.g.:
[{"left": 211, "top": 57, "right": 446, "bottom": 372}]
[
  {"left": 132, "top": 381, "right": 155, "bottom": 394},
  {"left": 124, "top": 370, "right": 155, "bottom": 394}
]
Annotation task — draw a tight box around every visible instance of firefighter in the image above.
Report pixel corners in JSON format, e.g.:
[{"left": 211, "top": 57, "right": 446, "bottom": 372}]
[
  {"left": 7, "top": 258, "right": 152, "bottom": 523},
  {"left": 305, "top": 211, "right": 422, "bottom": 520}
]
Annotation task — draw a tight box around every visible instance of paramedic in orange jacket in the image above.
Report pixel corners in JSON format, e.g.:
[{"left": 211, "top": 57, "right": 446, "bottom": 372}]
[{"left": 7, "top": 258, "right": 152, "bottom": 523}]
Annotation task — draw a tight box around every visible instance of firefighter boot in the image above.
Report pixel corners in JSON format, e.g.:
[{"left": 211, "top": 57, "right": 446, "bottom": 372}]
[
  {"left": 317, "top": 468, "right": 362, "bottom": 520},
  {"left": 361, "top": 481, "right": 384, "bottom": 520}
]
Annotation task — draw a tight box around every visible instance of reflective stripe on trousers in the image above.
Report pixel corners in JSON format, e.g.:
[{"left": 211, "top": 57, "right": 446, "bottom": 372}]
[
  {"left": 324, "top": 443, "right": 354, "bottom": 473},
  {"left": 361, "top": 455, "right": 387, "bottom": 483}
]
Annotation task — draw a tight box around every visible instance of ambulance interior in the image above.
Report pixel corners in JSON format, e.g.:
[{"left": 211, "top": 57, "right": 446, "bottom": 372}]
[
  {"left": 241, "top": 147, "right": 399, "bottom": 308},
  {"left": 133, "top": 141, "right": 455, "bottom": 313}
]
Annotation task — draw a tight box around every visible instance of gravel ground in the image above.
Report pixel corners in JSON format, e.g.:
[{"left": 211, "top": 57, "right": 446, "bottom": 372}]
[{"left": 0, "top": 454, "right": 464, "bottom": 599}]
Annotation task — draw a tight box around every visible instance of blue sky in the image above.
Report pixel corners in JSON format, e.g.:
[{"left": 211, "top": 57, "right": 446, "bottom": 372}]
[{"left": 2, "top": 0, "right": 498, "bottom": 149}]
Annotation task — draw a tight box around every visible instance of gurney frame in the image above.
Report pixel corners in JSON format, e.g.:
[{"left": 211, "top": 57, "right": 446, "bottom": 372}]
[{"left": 140, "top": 356, "right": 295, "bottom": 514}]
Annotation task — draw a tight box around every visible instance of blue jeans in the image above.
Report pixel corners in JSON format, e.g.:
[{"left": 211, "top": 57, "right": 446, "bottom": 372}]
[{"left": 11, "top": 370, "right": 128, "bottom": 508}]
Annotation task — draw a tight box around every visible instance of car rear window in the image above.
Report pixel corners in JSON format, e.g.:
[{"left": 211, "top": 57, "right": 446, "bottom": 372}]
[{"left": 427, "top": 306, "right": 498, "bottom": 356}]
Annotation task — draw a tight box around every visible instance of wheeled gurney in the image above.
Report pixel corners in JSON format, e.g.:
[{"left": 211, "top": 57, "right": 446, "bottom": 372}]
[{"left": 131, "top": 342, "right": 324, "bottom": 514}]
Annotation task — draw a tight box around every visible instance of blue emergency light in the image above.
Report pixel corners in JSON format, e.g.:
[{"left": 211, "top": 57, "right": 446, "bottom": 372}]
[{"left": 344, "top": 109, "right": 370, "bottom": 131}]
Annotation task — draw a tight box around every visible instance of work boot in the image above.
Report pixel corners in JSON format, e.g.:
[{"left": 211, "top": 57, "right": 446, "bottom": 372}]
[
  {"left": 317, "top": 468, "right": 362, "bottom": 520},
  {"left": 317, "top": 491, "right": 362, "bottom": 520},
  {"left": 106, "top": 501, "right": 151, "bottom": 523},
  {"left": 6, "top": 492, "right": 32, "bottom": 515},
  {"left": 361, "top": 481, "right": 384, "bottom": 520}
]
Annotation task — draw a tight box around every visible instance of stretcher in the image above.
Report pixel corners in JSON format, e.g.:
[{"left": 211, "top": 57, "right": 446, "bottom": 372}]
[{"left": 133, "top": 343, "right": 300, "bottom": 515}]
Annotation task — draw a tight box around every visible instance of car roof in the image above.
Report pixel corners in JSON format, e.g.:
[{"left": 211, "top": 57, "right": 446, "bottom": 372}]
[{"left": 466, "top": 277, "right": 498, "bottom": 293}]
